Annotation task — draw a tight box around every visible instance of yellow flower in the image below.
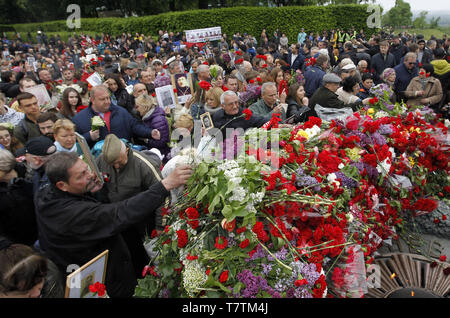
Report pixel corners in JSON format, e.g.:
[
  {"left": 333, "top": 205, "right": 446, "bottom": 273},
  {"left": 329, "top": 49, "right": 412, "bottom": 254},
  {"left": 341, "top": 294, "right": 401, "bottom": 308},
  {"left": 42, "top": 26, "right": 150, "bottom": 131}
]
[
  {"left": 346, "top": 147, "right": 362, "bottom": 161},
  {"left": 408, "top": 157, "right": 415, "bottom": 166},
  {"left": 367, "top": 108, "right": 375, "bottom": 115},
  {"left": 296, "top": 130, "right": 309, "bottom": 139}
]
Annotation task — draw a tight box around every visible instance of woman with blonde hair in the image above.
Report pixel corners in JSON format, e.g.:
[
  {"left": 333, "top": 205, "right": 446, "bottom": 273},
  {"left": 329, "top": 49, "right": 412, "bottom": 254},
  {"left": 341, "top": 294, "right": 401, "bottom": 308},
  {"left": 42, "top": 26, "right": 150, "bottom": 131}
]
[
  {"left": 204, "top": 87, "right": 224, "bottom": 115},
  {"left": 52, "top": 119, "right": 81, "bottom": 154},
  {"left": 135, "top": 94, "right": 170, "bottom": 160}
]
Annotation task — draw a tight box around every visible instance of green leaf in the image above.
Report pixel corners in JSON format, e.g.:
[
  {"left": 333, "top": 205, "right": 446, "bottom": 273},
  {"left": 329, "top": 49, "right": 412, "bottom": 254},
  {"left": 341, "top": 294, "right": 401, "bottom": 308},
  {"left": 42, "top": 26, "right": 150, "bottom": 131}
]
[
  {"left": 209, "top": 193, "right": 221, "bottom": 213},
  {"left": 222, "top": 205, "right": 233, "bottom": 220},
  {"left": 196, "top": 185, "right": 209, "bottom": 203}
]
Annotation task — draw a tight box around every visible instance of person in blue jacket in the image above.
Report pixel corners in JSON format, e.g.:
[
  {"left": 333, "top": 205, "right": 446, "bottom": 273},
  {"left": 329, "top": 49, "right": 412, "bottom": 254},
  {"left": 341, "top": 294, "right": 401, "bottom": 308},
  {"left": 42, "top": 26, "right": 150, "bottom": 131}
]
[
  {"left": 304, "top": 54, "right": 329, "bottom": 98},
  {"left": 72, "top": 85, "right": 159, "bottom": 148},
  {"left": 394, "top": 52, "right": 419, "bottom": 102}
]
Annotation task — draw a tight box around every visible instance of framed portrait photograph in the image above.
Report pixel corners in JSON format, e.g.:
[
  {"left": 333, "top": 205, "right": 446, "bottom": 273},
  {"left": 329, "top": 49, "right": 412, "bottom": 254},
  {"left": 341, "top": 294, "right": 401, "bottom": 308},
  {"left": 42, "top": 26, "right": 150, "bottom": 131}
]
[
  {"left": 75, "top": 132, "right": 104, "bottom": 187},
  {"left": 23, "top": 84, "right": 51, "bottom": 107},
  {"left": 155, "top": 84, "right": 177, "bottom": 109},
  {"left": 171, "top": 73, "right": 194, "bottom": 105},
  {"left": 65, "top": 250, "right": 109, "bottom": 298},
  {"left": 200, "top": 112, "right": 214, "bottom": 131}
]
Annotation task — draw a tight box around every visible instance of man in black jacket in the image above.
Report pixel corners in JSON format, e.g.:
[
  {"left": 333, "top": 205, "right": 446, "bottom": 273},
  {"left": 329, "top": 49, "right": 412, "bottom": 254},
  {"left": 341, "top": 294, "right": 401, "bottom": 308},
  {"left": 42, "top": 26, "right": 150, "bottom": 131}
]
[
  {"left": 306, "top": 73, "right": 370, "bottom": 119},
  {"left": 34, "top": 151, "right": 192, "bottom": 298},
  {"left": 370, "top": 41, "right": 396, "bottom": 84}
]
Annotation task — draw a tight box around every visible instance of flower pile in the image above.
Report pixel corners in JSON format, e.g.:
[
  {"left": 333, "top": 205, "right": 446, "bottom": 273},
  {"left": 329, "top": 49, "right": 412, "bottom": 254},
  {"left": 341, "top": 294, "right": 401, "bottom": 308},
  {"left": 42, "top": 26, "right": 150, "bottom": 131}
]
[{"left": 135, "top": 92, "right": 449, "bottom": 298}]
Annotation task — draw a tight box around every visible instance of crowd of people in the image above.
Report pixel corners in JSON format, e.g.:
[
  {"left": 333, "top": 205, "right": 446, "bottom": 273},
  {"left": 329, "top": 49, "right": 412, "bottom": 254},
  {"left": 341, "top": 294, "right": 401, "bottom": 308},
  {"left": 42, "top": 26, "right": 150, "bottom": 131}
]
[{"left": 0, "top": 25, "right": 449, "bottom": 298}]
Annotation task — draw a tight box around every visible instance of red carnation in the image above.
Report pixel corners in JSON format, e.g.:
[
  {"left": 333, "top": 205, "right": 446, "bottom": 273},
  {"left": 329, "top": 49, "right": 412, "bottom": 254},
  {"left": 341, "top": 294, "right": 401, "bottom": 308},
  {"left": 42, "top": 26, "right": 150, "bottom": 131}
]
[
  {"left": 89, "top": 282, "right": 106, "bottom": 297},
  {"left": 249, "top": 79, "right": 255, "bottom": 84},
  {"left": 199, "top": 80, "right": 212, "bottom": 91},
  {"left": 235, "top": 58, "right": 244, "bottom": 65},
  {"left": 219, "top": 270, "right": 229, "bottom": 283},
  {"left": 256, "top": 77, "right": 262, "bottom": 83},
  {"left": 203, "top": 61, "right": 209, "bottom": 65},
  {"left": 214, "top": 236, "right": 228, "bottom": 249},
  {"left": 235, "top": 50, "right": 243, "bottom": 56},
  {"left": 239, "top": 239, "right": 250, "bottom": 249},
  {"left": 173, "top": 88, "right": 177, "bottom": 93},
  {"left": 185, "top": 207, "right": 199, "bottom": 220},
  {"left": 294, "top": 279, "right": 308, "bottom": 287},
  {"left": 243, "top": 108, "right": 252, "bottom": 120},
  {"left": 440, "top": 255, "right": 447, "bottom": 262},
  {"left": 176, "top": 229, "right": 188, "bottom": 248},
  {"left": 262, "top": 64, "right": 268, "bottom": 68}
]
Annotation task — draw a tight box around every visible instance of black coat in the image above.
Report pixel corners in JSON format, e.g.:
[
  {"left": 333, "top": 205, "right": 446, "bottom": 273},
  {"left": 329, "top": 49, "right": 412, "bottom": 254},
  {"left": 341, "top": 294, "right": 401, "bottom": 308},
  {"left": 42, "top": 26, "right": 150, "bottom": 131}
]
[
  {"left": 212, "top": 107, "right": 268, "bottom": 139},
  {"left": 370, "top": 53, "right": 396, "bottom": 83},
  {"left": 34, "top": 181, "right": 170, "bottom": 298},
  {"left": 286, "top": 97, "right": 310, "bottom": 123},
  {"left": 306, "top": 86, "right": 362, "bottom": 119},
  {"left": 0, "top": 164, "right": 38, "bottom": 246}
]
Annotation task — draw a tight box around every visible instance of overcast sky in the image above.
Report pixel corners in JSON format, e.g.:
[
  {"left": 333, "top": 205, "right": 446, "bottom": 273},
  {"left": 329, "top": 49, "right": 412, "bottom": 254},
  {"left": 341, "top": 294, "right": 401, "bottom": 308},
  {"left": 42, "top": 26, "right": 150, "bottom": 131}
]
[{"left": 373, "top": 0, "right": 447, "bottom": 12}]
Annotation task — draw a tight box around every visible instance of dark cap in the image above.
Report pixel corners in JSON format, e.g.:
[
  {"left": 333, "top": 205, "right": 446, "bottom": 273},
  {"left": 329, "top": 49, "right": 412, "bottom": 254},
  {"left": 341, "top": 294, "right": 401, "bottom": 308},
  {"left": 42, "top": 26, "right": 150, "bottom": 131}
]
[{"left": 25, "top": 136, "right": 57, "bottom": 156}]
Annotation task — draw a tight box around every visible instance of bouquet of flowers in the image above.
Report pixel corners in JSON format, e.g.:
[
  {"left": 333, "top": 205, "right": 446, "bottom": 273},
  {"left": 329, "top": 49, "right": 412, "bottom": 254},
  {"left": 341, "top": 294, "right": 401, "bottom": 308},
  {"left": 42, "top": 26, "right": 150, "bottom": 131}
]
[
  {"left": 135, "top": 89, "right": 449, "bottom": 298},
  {"left": 239, "top": 84, "right": 261, "bottom": 108},
  {"left": 55, "top": 83, "right": 83, "bottom": 96},
  {"left": 91, "top": 116, "right": 105, "bottom": 131}
]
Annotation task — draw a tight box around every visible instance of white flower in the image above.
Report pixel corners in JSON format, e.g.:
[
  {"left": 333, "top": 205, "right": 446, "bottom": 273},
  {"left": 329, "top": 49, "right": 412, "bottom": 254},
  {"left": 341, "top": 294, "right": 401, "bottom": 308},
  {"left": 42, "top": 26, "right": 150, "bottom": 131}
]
[
  {"left": 376, "top": 158, "right": 391, "bottom": 176},
  {"left": 327, "top": 173, "right": 340, "bottom": 187},
  {"left": 182, "top": 260, "right": 207, "bottom": 297},
  {"left": 230, "top": 186, "right": 246, "bottom": 202},
  {"left": 338, "top": 163, "right": 345, "bottom": 170}
]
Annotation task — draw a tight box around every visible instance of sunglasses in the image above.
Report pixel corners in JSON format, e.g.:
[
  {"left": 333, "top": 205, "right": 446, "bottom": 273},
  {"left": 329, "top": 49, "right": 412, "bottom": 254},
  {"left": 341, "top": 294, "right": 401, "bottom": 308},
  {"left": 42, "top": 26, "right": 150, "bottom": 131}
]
[{"left": 407, "top": 62, "right": 416, "bottom": 65}]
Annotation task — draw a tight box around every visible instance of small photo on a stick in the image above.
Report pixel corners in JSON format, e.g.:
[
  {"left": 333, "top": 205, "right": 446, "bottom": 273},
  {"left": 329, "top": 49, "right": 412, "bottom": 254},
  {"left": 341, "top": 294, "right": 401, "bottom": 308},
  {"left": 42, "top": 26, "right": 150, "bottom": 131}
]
[{"left": 200, "top": 112, "right": 214, "bottom": 131}]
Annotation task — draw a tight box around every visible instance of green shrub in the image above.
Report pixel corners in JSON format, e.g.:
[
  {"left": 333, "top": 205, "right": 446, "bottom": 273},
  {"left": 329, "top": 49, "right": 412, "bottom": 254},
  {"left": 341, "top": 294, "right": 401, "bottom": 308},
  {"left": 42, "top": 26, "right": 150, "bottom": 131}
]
[{"left": 9, "top": 5, "right": 377, "bottom": 44}]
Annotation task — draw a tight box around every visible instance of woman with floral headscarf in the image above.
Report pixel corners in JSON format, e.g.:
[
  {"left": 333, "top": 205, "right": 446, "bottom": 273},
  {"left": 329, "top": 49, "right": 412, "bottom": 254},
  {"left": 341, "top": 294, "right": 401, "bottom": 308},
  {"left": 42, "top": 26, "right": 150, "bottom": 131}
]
[{"left": 380, "top": 68, "right": 398, "bottom": 103}]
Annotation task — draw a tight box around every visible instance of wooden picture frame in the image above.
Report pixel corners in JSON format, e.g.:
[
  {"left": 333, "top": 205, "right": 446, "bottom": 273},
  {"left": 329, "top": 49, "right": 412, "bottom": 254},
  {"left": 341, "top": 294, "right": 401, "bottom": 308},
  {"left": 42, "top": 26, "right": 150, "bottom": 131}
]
[
  {"left": 200, "top": 112, "right": 214, "bottom": 131},
  {"left": 65, "top": 250, "right": 109, "bottom": 298},
  {"left": 75, "top": 132, "right": 104, "bottom": 187},
  {"left": 171, "top": 73, "right": 194, "bottom": 105}
]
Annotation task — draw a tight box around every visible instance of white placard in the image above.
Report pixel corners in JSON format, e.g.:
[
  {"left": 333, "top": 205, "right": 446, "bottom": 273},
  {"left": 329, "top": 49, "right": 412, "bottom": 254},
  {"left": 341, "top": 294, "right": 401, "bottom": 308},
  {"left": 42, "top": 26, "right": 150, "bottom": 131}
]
[
  {"left": 85, "top": 48, "right": 94, "bottom": 55},
  {"left": 185, "top": 26, "right": 222, "bottom": 43},
  {"left": 86, "top": 54, "right": 97, "bottom": 62},
  {"left": 155, "top": 85, "right": 177, "bottom": 109},
  {"left": 86, "top": 72, "right": 103, "bottom": 87},
  {"left": 24, "top": 84, "right": 51, "bottom": 107}
]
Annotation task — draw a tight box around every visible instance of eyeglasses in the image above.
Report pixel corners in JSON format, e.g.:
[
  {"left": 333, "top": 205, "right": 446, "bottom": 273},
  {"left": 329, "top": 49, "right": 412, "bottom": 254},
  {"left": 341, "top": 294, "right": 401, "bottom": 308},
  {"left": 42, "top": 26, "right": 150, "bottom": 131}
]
[{"left": 407, "top": 62, "right": 416, "bottom": 65}]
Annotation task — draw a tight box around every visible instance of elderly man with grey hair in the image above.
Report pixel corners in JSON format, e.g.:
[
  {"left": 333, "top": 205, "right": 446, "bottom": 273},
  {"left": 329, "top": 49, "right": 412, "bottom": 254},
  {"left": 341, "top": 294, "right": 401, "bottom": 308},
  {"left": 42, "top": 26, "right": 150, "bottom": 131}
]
[
  {"left": 249, "top": 82, "right": 287, "bottom": 121},
  {"left": 212, "top": 90, "right": 268, "bottom": 138},
  {"left": 305, "top": 73, "right": 370, "bottom": 120},
  {"left": 394, "top": 52, "right": 419, "bottom": 101},
  {"left": 95, "top": 133, "right": 166, "bottom": 279}
]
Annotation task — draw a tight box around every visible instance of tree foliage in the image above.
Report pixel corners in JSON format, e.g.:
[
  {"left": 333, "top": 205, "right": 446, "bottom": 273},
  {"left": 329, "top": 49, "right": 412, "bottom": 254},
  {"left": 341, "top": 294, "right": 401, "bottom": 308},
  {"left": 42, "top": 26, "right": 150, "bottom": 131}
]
[
  {"left": 10, "top": 5, "right": 375, "bottom": 41},
  {"left": 382, "top": 0, "right": 413, "bottom": 28}
]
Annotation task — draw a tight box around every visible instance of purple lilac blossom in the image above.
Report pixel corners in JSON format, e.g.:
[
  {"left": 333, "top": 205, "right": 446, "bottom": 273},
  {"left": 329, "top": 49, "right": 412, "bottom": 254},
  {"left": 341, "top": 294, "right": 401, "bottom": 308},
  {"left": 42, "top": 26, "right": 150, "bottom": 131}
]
[
  {"left": 378, "top": 124, "right": 393, "bottom": 135},
  {"left": 334, "top": 171, "right": 358, "bottom": 188},
  {"left": 371, "top": 132, "right": 387, "bottom": 146}
]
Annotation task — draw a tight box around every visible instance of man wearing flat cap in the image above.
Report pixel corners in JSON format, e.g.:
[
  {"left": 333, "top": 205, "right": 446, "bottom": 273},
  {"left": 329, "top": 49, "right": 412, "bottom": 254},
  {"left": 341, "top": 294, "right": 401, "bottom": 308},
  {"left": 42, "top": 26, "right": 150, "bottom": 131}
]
[
  {"left": 96, "top": 133, "right": 165, "bottom": 278},
  {"left": 305, "top": 73, "right": 371, "bottom": 120},
  {"left": 21, "top": 135, "right": 57, "bottom": 195}
]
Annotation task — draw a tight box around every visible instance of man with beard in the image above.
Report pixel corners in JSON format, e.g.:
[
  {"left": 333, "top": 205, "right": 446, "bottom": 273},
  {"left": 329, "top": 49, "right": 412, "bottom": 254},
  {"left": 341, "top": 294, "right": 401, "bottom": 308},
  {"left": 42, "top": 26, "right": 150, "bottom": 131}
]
[
  {"left": 37, "top": 112, "right": 59, "bottom": 141},
  {"left": 34, "top": 151, "right": 192, "bottom": 298},
  {"left": 21, "top": 136, "right": 57, "bottom": 195}
]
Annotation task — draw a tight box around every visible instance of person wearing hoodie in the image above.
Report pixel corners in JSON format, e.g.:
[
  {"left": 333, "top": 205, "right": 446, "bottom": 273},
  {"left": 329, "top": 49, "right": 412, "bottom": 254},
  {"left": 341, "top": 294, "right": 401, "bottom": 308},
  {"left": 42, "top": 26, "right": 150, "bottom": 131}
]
[{"left": 430, "top": 48, "right": 450, "bottom": 108}]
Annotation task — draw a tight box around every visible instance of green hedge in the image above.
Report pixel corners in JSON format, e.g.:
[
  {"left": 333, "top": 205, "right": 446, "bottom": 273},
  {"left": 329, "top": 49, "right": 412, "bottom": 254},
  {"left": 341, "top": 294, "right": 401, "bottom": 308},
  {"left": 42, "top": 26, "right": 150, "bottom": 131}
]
[{"left": 10, "top": 5, "right": 376, "bottom": 44}]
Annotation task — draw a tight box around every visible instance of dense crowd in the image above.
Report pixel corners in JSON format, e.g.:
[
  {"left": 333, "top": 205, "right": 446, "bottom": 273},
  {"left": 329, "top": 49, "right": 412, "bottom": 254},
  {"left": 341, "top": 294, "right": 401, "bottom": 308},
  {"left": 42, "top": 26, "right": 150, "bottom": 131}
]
[{"left": 0, "top": 26, "right": 449, "bottom": 298}]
